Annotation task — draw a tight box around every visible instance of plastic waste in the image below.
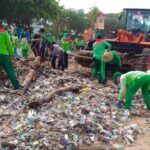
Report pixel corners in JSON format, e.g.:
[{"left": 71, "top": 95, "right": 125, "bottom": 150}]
[
  {"left": 27, "top": 110, "right": 37, "bottom": 122},
  {"left": 0, "top": 65, "right": 143, "bottom": 149},
  {"left": 80, "top": 88, "right": 91, "bottom": 93},
  {"left": 80, "top": 115, "right": 86, "bottom": 125},
  {"left": 60, "top": 134, "right": 69, "bottom": 146}
]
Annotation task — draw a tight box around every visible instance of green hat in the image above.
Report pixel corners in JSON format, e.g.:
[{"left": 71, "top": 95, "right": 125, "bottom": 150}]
[
  {"left": 63, "top": 33, "right": 68, "bottom": 36},
  {"left": 63, "top": 35, "right": 67, "bottom": 39},
  {"left": 13, "top": 31, "right": 17, "bottom": 36},
  {"left": 63, "top": 33, "right": 68, "bottom": 39},
  {"left": 41, "top": 34, "right": 45, "bottom": 39},
  {"left": 113, "top": 72, "right": 122, "bottom": 82},
  {"left": 96, "top": 32, "right": 102, "bottom": 38}
]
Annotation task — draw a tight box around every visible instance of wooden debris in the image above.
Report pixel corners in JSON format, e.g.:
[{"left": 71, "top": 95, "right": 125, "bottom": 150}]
[
  {"left": 1, "top": 142, "right": 17, "bottom": 149},
  {"left": 0, "top": 86, "right": 84, "bottom": 130},
  {"left": 28, "top": 86, "right": 84, "bottom": 108},
  {"left": 0, "top": 106, "right": 26, "bottom": 132},
  {"left": 73, "top": 50, "right": 150, "bottom": 70},
  {"left": 0, "top": 89, "right": 21, "bottom": 95},
  {"left": 20, "top": 56, "right": 41, "bottom": 95}
]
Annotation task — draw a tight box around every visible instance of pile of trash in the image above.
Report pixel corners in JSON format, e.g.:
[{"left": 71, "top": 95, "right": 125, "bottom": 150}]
[{"left": 0, "top": 60, "right": 148, "bottom": 150}]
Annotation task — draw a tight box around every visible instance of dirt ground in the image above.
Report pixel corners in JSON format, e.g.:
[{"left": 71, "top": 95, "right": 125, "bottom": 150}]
[
  {"left": 125, "top": 117, "right": 150, "bottom": 150},
  {"left": 0, "top": 55, "right": 150, "bottom": 150},
  {"left": 71, "top": 58, "right": 150, "bottom": 150}
]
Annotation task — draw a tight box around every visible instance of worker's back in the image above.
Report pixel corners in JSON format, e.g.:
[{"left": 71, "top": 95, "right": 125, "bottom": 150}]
[
  {"left": 93, "top": 39, "right": 111, "bottom": 60},
  {"left": 0, "top": 28, "right": 14, "bottom": 56}
]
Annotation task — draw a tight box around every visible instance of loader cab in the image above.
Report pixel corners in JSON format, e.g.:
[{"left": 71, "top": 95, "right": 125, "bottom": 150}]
[{"left": 120, "top": 8, "right": 150, "bottom": 41}]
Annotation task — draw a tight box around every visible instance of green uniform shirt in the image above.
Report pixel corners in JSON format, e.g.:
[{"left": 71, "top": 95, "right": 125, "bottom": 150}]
[
  {"left": 93, "top": 40, "right": 111, "bottom": 60},
  {"left": 79, "top": 40, "right": 85, "bottom": 46},
  {"left": 0, "top": 29, "right": 14, "bottom": 56},
  {"left": 120, "top": 71, "right": 149, "bottom": 100},
  {"left": 20, "top": 38, "right": 28, "bottom": 50},
  {"left": 74, "top": 39, "right": 79, "bottom": 46},
  {"left": 106, "top": 51, "right": 122, "bottom": 67},
  {"left": 61, "top": 39, "right": 70, "bottom": 53},
  {"left": 93, "top": 40, "right": 111, "bottom": 81},
  {"left": 12, "top": 36, "right": 19, "bottom": 49},
  {"left": 47, "top": 37, "right": 55, "bottom": 43}
]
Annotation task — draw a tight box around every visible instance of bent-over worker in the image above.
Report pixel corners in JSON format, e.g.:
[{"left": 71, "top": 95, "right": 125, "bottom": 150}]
[{"left": 113, "top": 70, "right": 150, "bottom": 116}]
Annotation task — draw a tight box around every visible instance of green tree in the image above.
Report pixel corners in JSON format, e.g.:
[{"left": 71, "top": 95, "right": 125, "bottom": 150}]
[
  {"left": 86, "top": 6, "right": 101, "bottom": 38},
  {"left": 65, "top": 9, "right": 89, "bottom": 34},
  {"left": 52, "top": 8, "right": 89, "bottom": 36},
  {"left": 104, "top": 13, "right": 126, "bottom": 38},
  {"left": 0, "top": 0, "right": 60, "bottom": 28}
]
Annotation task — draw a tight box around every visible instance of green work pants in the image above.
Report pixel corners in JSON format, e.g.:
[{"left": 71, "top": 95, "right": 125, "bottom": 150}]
[
  {"left": 125, "top": 75, "right": 150, "bottom": 110},
  {"left": 0, "top": 55, "right": 20, "bottom": 89},
  {"left": 92, "top": 58, "right": 106, "bottom": 83}
]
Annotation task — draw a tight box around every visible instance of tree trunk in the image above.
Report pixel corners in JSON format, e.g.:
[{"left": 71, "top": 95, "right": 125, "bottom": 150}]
[{"left": 19, "top": 56, "right": 41, "bottom": 95}]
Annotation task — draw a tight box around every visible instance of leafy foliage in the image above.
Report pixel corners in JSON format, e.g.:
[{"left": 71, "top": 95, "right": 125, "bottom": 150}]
[
  {"left": 0, "top": 1, "right": 125, "bottom": 36},
  {"left": 0, "top": 0, "right": 59, "bottom": 28},
  {"left": 52, "top": 8, "right": 89, "bottom": 35},
  {"left": 86, "top": 6, "right": 101, "bottom": 27},
  {"left": 104, "top": 13, "right": 126, "bottom": 37}
]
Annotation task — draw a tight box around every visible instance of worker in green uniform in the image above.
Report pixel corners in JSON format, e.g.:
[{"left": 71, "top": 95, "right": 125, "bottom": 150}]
[
  {"left": 39, "top": 28, "right": 46, "bottom": 62},
  {"left": 113, "top": 71, "right": 150, "bottom": 117},
  {"left": 46, "top": 33, "right": 55, "bottom": 54},
  {"left": 12, "top": 32, "right": 19, "bottom": 58},
  {"left": 47, "top": 33, "right": 55, "bottom": 44},
  {"left": 0, "top": 27, "right": 20, "bottom": 89},
  {"left": 74, "top": 38, "right": 79, "bottom": 51},
  {"left": 20, "top": 34, "right": 30, "bottom": 58},
  {"left": 60, "top": 33, "right": 71, "bottom": 68},
  {"left": 78, "top": 38, "right": 86, "bottom": 50},
  {"left": 103, "top": 50, "right": 122, "bottom": 80},
  {"left": 92, "top": 32, "right": 111, "bottom": 84}
]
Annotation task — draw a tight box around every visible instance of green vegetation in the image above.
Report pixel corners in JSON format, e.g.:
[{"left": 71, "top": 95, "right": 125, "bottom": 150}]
[{"left": 0, "top": 1, "right": 125, "bottom": 36}]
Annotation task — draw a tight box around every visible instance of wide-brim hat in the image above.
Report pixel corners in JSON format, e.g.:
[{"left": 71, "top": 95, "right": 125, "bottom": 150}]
[{"left": 103, "top": 51, "right": 113, "bottom": 62}]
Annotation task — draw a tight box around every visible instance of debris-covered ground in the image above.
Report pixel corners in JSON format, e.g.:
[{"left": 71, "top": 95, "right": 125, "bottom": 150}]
[{"left": 0, "top": 58, "right": 150, "bottom": 150}]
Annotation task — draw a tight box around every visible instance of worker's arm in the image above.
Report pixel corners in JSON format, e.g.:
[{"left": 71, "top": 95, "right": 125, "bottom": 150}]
[
  {"left": 5, "top": 31, "right": 15, "bottom": 56},
  {"left": 105, "top": 41, "right": 111, "bottom": 51},
  {"left": 19, "top": 40, "right": 23, "bottom": 46},
  {"left": 119, "top": 75, "right": 127, "bottom": 100},
  {"left": 31, "top": 38, "right": 39, "bottom": 42}
]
